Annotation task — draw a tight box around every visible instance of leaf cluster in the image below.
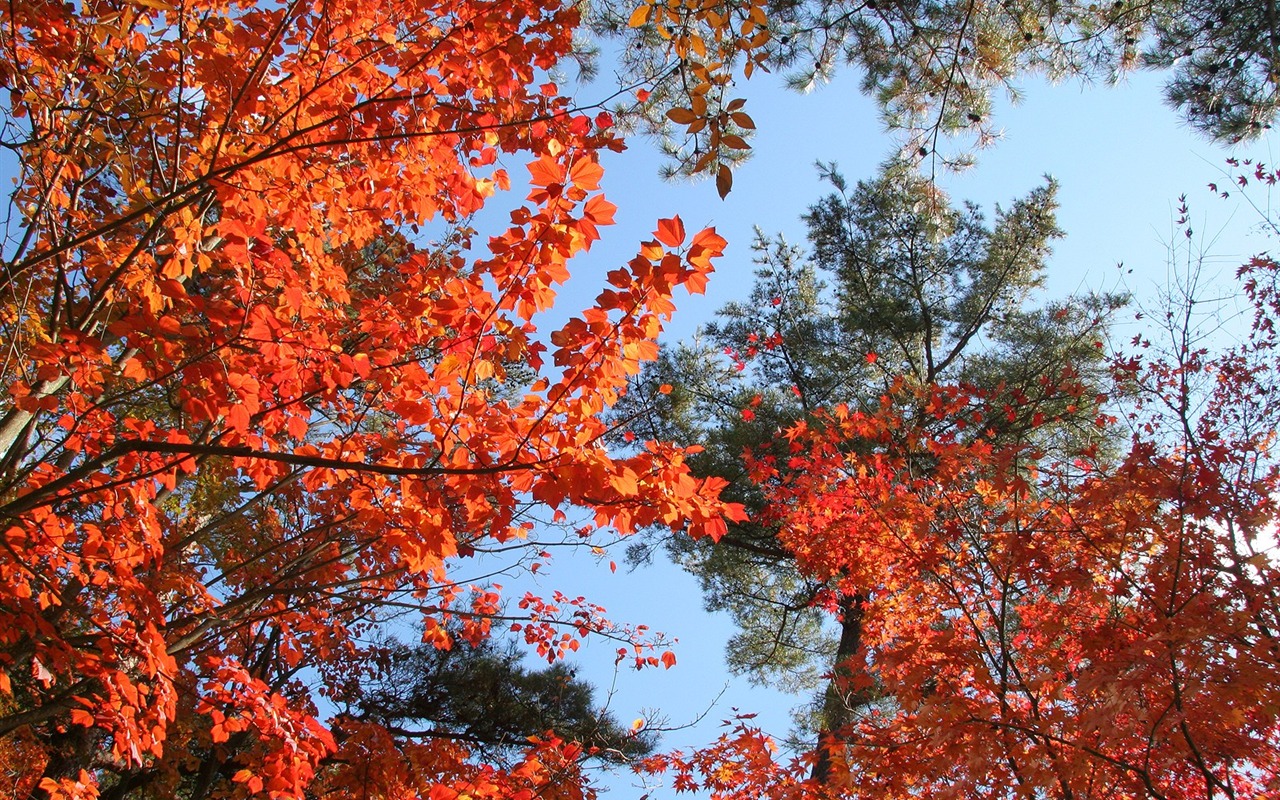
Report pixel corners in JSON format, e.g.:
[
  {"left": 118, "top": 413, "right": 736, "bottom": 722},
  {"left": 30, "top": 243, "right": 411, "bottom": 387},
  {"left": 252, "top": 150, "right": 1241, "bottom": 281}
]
[{"left": 0, "top": 1, "right": 740, "bottom": 797}]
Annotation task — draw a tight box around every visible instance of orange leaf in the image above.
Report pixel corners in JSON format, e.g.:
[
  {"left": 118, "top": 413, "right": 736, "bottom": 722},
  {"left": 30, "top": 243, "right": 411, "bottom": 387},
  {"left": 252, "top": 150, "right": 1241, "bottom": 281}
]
[
  {"left": 666, "top": 108, "right": 698, "bottom": 125},
  {"left": 654, "top": 217, "right": 685, "bottom": 247},
  {"left": 569, "top": 159, "right": 604, "bottom": 191},
  {"left": 527, "top": 155, "right": 563, "bottom": 187},
  {"left": 691, "top": 227, "right": 728, "bottom": 252},
  {"left": 684, "top": 269, "right": 710, "bottom": 294},
  {"left": 225, "top": 403, "right": 251, "bottom": 433},
  {"left": 611, "top": 468, "right": 640, "bottom": 496},
  {"left": 584, "top": 194, "right": 617, "bottom": 224},
  {"left": 628, "top": 3, "right": 650, "bottom": 27}
]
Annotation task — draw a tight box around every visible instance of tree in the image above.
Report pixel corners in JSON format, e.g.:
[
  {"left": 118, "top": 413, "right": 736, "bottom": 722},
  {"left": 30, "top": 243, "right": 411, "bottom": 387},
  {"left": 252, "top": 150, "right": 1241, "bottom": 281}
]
[
  {"left": 1147, "top": 0, "right": 1280, "bottom": 142},
  {"left": 0, "top": 1, "right": 742, "bottom": 798},
  {"left": 350, "top": 631, "right": 655, "bottom": 765},
  {"left": 632, "top": 166, "right": 1280, "bottom": 798},
  {"left": 616, "top": 159, "right": 1122, "bottom": 784},
  {"left": 595, "top": 0, "right": 1275, "bottom": 182},
  {"left": 665, "top": 257, "right": 1280, "bottom": 798},
  {"left": 644, "top": 251, "right": 1280, "bottom": 798}
]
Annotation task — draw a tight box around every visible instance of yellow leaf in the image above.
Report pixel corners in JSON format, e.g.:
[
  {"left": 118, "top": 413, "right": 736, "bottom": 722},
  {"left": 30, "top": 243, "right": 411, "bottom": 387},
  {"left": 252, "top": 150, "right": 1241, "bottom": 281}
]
[{"left": 628, "top": 3, "right": 651, "bottom": 27}]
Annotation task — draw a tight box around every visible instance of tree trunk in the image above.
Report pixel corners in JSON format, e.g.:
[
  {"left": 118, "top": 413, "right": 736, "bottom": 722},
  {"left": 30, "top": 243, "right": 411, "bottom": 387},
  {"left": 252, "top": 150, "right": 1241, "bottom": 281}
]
[{"left": 810, "top": 592, "right": 866, "bottom": 785}]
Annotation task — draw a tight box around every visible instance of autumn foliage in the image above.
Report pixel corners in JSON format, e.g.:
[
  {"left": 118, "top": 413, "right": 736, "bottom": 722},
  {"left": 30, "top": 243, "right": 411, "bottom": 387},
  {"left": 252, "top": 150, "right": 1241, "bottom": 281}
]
[
  {"left": 0, "top": 0, "right": 741, "bottom": 797},
  {"left": 640, "top": 254, "right": 1280, "bottom": 798},
  {"left": 4, "top": 0, "right": 1280, "bottom": 797}
]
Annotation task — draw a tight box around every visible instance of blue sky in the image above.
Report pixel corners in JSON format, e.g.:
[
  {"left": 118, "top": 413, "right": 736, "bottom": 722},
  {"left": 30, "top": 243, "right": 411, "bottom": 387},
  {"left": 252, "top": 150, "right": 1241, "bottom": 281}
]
[{"left": 515, "top": 60, "right": 1280, "bottom": 793}]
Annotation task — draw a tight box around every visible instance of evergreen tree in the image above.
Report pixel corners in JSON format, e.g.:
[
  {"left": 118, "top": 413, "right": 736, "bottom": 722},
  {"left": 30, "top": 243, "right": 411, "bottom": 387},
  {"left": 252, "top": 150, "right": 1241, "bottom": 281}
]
[
  {"left": 597, "top": 0, "right": 1275, "bottom": 180},
  {"left": 761, "top": 0, "right": 1278, "bottom": 144},
  {"left": 1146, "top": 0, "right": 1280, "bottom": 142},
  {"left": 351, "top": 634, "right": 654, "bottom": 765},
  {"left": 615, "top": 161, "right": 1124, "bottom": 782}
]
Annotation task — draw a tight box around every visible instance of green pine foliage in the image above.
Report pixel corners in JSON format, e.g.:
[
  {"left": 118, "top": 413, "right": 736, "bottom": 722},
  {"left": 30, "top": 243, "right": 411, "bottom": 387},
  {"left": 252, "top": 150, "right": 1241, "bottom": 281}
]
[
  {"left": 614, "top": 160, "right": 1125, "bottom": 745},
  {"left": 353, "top": 634, "right": 654, "bottom": 764},
  {"left": 597, "top": 0, "right": 1275, "bottom": 175}
]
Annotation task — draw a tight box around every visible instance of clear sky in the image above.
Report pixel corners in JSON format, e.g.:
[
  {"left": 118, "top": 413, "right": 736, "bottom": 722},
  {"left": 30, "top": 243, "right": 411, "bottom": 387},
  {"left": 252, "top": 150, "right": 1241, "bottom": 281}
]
[{"left": 502, "top": 59, "right": 1280, "bottom": 794}]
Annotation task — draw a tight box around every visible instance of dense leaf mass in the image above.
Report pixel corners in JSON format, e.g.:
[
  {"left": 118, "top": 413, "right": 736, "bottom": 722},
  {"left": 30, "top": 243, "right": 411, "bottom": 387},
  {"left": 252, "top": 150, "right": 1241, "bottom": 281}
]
[{"left": 0, "top": 0, "right": 739, "bottom": 797}]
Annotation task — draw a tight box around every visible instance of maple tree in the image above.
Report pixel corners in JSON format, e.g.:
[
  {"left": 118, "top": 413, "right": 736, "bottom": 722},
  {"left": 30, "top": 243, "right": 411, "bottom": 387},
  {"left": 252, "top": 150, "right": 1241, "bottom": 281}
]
[
  {"left": 0, "top": 0, "right": 744, "bottom": 798},
  {"left": 628, "top": 169, "right": 1280, "bottom": 797}
]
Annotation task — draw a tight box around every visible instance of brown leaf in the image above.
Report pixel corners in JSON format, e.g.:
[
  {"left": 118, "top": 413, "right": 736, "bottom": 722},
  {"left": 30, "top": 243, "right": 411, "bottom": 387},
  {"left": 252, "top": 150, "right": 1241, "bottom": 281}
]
[
  {"left": 716, "top": 164, "right": 733, "bottom": 198},
  {"left": 666, "top": 107, "right": 698, "bottom": 125}
]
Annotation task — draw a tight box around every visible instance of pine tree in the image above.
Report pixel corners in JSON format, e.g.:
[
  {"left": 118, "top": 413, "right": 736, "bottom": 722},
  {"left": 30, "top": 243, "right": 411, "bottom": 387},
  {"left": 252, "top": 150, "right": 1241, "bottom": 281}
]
[
  {"left": 598, "top": 0, "right": 1275, "bottom": 181},
  {"left": 1146, "top": 0, "right": 1280, "bottom": 142},
  {"left": 616, "top": 160, "right": 1124, "bottom": 782},
  {"left": 351, "top": 633, "right": 654, "bottom": 764}
]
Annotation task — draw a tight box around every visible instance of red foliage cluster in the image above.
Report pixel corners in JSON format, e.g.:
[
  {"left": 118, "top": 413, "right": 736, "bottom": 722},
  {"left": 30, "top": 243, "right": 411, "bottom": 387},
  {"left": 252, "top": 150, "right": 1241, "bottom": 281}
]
[
  {"left": 643, "top": 259, "right": 1280, "bottom": 798},
  {"left": 0, "top": 0, "right": 740, "bottom": 796}
]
